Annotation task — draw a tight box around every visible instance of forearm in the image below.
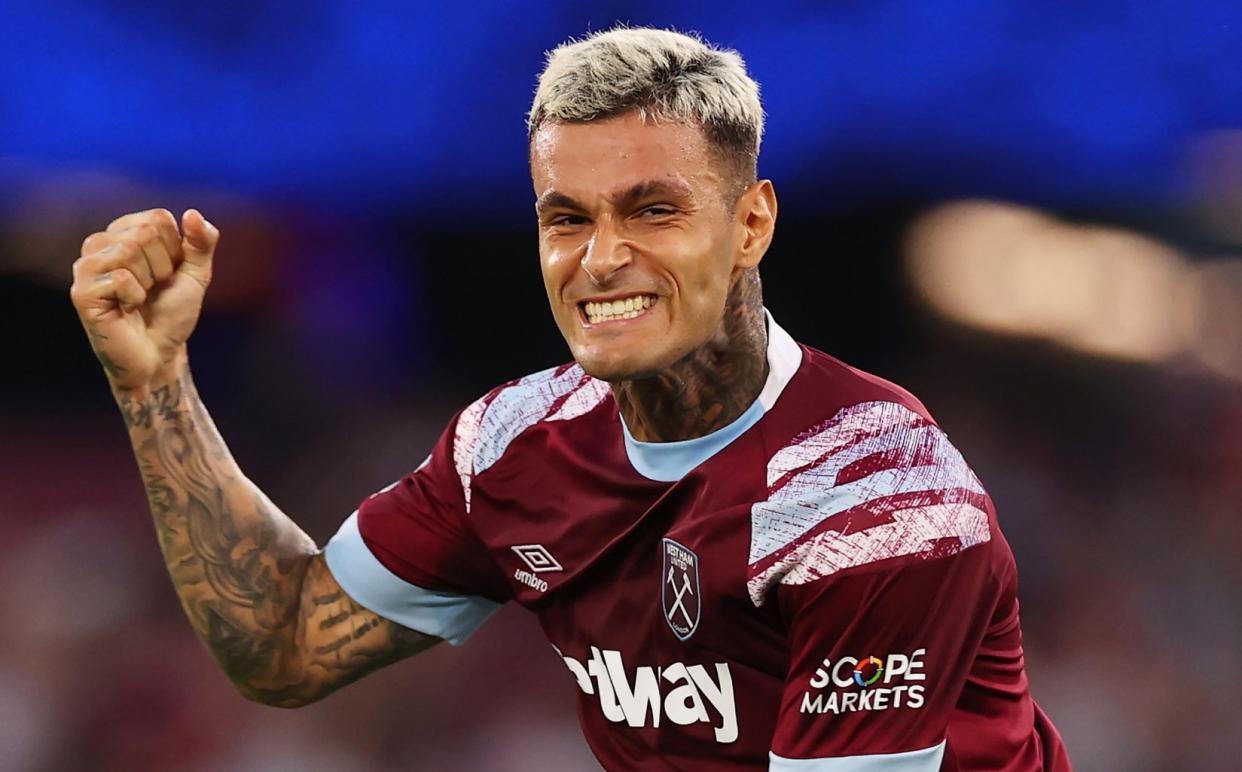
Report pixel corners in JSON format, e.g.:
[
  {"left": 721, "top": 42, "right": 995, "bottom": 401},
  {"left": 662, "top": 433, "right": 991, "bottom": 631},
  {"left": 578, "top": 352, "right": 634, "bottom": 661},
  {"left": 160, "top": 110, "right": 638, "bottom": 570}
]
[
  {"left": 75, "top": 209, "right": 436, "bottom": 707},
  {"left": 115, "top": 359, "right": 318, "bottom": 693}
]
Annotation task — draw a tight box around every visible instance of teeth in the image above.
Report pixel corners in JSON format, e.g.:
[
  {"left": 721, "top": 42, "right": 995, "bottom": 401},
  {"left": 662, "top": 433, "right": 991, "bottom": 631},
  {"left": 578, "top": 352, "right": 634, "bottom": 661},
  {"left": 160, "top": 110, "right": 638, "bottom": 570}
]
[{"left": 583, "top": 294, "right": 657, "bottom": 324}]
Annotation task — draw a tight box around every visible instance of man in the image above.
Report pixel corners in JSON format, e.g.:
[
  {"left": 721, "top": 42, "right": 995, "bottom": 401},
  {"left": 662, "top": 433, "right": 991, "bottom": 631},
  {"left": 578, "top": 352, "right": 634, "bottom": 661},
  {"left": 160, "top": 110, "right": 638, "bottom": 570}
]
[{"left": 69, "top": 26, "right": 1070, "bottom": 771}]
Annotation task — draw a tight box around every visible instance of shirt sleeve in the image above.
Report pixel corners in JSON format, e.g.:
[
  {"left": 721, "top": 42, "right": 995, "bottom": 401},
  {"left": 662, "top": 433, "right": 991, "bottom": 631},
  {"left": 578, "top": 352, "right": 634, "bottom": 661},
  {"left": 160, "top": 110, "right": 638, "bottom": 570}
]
[
  {"left": 768, "top": 543, "right": 999, "bottom": 770},
  {"left": 323, "top": 407, "right": 510, "bottom": 645}
]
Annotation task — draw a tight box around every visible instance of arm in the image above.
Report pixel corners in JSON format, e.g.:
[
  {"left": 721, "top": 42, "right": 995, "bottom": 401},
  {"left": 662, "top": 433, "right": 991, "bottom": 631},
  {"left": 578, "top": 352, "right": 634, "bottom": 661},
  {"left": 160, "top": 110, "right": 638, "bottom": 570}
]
[
  {"left": 768, "top": 546, "right": 997, "bottom": 769},
  {"left": 72, "top": 208, "right": 438, "bottom": 708},
  {"left": 756, "top": 399, "right": 1003, "bottom": 768},
  {"left": 119, "top": 367, "right": 438, "bottom": 707}
]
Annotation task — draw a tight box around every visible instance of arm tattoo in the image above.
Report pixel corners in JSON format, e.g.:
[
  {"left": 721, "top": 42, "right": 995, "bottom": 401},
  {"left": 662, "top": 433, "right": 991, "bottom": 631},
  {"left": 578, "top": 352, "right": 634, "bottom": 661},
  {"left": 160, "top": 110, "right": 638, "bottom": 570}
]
[
  {"left": 243, "top": 555, "right": 437, "bottom": 707},
  {"left": 85, "top": 323, "right": 128, "bottom": 381},
  {"left": 118, "top": 372, "right": 436, "bottom": 706}
]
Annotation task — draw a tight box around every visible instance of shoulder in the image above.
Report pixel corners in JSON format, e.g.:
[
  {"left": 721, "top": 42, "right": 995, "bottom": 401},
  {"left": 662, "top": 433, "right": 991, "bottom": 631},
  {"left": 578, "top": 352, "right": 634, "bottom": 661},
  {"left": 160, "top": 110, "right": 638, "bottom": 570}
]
[
  {"left": 794, "top": 344, "right": 933, "bottom": 421},
  {"left": 749, "top": 348, "right": 993, "bottom": 606},
  {"left": 452, "top": 361, "right": 611, "bottom": 507}
]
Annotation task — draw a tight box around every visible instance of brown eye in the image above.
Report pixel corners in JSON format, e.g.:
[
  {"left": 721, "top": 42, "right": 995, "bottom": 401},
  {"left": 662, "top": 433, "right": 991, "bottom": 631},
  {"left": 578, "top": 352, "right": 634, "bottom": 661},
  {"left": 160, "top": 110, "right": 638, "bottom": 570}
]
[{"left": 641, "top": 206, "right": 675, "bottom": 217}]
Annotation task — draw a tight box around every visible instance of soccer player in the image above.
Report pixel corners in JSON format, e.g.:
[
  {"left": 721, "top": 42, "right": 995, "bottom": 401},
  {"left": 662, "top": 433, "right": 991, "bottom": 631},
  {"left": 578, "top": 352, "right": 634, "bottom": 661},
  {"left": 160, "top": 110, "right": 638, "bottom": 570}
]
[{"left": 69, "top": 27, "right": 1071, "bottom": 771}]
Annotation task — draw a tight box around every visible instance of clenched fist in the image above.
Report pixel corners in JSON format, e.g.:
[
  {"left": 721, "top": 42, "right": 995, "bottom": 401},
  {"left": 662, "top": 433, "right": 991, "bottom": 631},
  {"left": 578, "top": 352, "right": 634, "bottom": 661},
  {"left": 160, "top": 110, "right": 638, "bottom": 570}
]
[{"left": 70, "top": 208, "right": 219, "bottom": 392}]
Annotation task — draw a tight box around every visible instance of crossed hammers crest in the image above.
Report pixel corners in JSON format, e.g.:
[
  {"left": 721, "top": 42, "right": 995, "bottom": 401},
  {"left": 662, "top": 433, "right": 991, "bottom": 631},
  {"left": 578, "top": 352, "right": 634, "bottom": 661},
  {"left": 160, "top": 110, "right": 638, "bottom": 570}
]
[{"left": 666, "top": 566, "right": 695, "bottom": 627}]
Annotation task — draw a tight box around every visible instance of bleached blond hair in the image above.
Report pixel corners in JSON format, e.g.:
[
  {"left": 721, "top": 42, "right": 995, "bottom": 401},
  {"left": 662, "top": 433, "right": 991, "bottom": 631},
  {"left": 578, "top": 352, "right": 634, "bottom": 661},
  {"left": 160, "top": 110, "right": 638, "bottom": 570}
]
[{"left": 528, "top": 27, "right": 764, "bottom": 191}]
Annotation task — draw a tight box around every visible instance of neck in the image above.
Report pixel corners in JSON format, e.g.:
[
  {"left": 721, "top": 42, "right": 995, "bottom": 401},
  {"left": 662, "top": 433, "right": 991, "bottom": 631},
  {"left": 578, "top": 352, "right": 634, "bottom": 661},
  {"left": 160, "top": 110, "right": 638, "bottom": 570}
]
[{"left": 614, "top": 269, "right": 768, "bottom": 443}]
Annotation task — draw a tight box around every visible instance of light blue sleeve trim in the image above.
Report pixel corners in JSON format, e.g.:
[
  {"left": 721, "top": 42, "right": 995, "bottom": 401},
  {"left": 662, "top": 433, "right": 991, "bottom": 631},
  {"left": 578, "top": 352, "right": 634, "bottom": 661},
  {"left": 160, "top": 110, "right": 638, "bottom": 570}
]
[
  {"left": 769, "top": 741, "right": 946, "bottom": 771},
  {"left": 323, "top": 510, "right": 502, "bottom": 646}
]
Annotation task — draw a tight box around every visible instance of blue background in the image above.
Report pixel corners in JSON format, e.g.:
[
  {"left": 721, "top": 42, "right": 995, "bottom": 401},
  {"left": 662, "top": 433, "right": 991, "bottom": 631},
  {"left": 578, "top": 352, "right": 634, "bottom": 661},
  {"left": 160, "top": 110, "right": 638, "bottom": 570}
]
[{"left": 5, "top": 0, "right": 1241, "bottom": 215}]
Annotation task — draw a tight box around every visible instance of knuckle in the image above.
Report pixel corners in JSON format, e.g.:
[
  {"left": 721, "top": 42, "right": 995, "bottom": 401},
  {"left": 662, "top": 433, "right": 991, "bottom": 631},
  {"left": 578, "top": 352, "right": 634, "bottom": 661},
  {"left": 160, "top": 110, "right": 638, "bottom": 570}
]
[
  {"left": 73, "top": 253, "right": 101, "bottom": 277},
  {"left": 150, "top": 208, "right": 176, "bottom": 228},
  {"left": 138, "top": 224, "right": 167, "bottom": 255},
  {"left": 80, "top": 231, "right": 104, "bottom": 253}
]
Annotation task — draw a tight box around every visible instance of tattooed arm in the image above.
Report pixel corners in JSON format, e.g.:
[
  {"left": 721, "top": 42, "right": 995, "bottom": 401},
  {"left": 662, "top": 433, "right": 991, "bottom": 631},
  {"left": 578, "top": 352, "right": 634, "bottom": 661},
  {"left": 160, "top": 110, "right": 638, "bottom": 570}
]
[
  {"left": 118, "top": 369, "right": 438, "bottom": 706},
  {"left": 71, "top": 209, "right": 436, "bottom": 707}
]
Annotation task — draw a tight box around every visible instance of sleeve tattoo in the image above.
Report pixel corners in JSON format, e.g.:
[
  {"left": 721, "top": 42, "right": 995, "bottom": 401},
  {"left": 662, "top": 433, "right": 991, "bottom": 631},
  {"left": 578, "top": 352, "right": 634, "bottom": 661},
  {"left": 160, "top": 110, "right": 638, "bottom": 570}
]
[{"left": 119, "top": 372, "right": 437, "bottom": 707}]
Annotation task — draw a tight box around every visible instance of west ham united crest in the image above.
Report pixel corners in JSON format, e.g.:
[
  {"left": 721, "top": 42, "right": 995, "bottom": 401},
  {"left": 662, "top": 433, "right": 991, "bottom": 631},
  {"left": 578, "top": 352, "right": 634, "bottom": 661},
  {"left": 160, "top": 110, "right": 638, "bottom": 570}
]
[{"left": 662, "top": 538, "right": 701, "bottom": 641}]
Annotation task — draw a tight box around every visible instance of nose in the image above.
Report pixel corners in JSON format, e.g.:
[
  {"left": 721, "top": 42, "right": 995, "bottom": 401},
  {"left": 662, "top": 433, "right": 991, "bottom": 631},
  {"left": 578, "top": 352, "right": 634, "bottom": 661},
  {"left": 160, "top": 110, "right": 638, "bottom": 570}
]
[{"left": 580, "top": 218, "right": 632, "bottom": 287}]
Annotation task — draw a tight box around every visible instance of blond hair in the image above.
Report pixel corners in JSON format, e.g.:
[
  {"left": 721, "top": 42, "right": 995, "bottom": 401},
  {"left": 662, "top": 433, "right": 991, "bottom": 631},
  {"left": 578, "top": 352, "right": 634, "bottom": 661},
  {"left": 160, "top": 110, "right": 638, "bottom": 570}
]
[{"left": 528, "top": 26, "right": 764, "bottom": 187}]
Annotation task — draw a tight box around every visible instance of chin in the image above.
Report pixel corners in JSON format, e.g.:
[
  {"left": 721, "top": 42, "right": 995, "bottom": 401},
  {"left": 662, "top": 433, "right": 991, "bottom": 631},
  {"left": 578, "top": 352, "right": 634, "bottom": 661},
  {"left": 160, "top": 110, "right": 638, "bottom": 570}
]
[{"left": 572, "top": 346, "right": 667, "bottom": 383}]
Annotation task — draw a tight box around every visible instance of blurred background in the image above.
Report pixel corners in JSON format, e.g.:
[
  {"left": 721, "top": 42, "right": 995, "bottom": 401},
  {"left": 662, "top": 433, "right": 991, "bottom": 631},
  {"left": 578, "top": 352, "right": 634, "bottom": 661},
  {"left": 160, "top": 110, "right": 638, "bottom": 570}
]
[{"left": 2, "top": 1, "right": 1241, "bottom": 770}]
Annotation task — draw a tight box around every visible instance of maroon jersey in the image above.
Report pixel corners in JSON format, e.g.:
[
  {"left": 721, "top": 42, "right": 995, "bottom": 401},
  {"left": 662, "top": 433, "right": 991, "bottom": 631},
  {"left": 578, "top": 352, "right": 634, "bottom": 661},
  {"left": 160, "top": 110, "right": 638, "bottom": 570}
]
[{"left": 324, "top": 313, "right": 1071, "bottom": 771}]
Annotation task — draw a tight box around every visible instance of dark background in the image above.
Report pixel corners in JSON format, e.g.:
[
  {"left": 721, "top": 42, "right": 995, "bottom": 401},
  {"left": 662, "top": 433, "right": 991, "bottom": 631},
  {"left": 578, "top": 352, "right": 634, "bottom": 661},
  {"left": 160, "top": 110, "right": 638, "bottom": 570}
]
[{"left": 2, "top": 2, "right": 1241, "bottom": 770}]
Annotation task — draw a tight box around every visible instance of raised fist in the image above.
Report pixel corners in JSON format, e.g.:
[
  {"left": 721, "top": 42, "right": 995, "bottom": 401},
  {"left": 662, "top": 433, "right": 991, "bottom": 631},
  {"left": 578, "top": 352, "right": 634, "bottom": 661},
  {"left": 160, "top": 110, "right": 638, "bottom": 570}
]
[{"left": 70, "top": 208, "right": 219, "bottom": 391}]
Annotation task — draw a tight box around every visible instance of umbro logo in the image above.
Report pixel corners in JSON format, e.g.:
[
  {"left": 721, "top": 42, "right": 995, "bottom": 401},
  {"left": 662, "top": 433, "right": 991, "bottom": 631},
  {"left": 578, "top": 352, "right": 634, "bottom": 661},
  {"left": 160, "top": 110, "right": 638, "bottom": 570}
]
[
  {"left": 511, "top": 544, "right": 561, "bottom": 594},
  {"left": 511, "top": 544, "right": 563, "bottom": 573}
]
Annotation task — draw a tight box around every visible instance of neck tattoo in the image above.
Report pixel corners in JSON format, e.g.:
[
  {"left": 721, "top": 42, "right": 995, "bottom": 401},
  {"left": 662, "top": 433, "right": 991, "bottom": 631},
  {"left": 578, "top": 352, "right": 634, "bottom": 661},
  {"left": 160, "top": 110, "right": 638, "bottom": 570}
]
[{"left": 614, "top": 268, "right": 768, "bottom": 443}]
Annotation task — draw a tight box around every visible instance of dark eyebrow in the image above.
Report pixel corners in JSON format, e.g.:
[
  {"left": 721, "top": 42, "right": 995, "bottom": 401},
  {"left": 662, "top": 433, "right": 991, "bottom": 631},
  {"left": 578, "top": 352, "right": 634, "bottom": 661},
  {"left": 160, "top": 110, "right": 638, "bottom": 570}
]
[
  {"left": 535, "top": 179, "right": 695, "bottom": 216},
  {"left": 611, "top": 179, "right": 695, "bottom": 211},
  {"left": 535, "top": 190, "right": 585, "bottom": 215}
]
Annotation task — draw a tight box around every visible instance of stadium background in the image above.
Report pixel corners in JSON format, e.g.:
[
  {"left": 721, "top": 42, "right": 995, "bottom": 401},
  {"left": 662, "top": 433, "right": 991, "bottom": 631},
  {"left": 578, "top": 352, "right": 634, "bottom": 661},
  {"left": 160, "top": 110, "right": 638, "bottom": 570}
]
[{"left": 3, "top": 2, "right": 1241, "bottom": 770}]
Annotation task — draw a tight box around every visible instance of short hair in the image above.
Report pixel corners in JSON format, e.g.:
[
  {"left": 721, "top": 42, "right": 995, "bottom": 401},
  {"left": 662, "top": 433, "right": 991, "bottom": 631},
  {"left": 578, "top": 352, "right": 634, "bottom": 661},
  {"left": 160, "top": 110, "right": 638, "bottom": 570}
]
[{"left": 528, "top": 26, "right": 765, "bottom": 194}]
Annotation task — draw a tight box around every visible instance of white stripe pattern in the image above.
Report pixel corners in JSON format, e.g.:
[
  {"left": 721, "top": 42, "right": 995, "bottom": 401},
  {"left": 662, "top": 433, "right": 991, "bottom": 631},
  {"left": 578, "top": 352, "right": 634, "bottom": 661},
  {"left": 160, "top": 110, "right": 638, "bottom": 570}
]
[
  {"left": 453, "top": 364, "right": 609, "bottom": 513},
  {"left": 748, "top": 401, "right": 989, "bottom": 606},
  {"left": 453, "top": 397, "right": 489, "bottom": 513}
]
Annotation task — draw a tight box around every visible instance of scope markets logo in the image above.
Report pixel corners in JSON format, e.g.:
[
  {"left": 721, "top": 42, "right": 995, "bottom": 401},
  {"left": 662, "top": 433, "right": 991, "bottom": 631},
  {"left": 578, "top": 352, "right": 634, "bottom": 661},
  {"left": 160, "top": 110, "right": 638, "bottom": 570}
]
[{"left": 800, "top": 648, "right": 928, "bottom": 715}]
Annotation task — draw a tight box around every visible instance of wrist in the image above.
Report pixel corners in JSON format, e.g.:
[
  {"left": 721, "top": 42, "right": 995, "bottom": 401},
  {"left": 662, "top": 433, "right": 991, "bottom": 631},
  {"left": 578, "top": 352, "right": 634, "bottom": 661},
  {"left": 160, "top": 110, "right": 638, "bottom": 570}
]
[{"left": 110, "top": 348, "right": 191, "bottom": 403}]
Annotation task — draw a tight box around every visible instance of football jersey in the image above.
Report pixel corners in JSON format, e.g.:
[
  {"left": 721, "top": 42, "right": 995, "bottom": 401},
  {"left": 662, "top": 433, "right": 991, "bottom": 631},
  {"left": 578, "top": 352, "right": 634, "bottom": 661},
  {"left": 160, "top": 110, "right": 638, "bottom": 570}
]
[{"left": 324, "top": 311, "right": 1071, "bottom": 771}]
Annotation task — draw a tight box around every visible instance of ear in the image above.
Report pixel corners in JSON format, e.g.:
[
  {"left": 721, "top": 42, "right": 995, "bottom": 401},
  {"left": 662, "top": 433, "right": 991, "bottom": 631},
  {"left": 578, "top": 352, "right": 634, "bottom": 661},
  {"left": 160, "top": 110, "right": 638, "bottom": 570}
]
[{"left": 734, "top": 179, "right": 777, "bottom": 269}]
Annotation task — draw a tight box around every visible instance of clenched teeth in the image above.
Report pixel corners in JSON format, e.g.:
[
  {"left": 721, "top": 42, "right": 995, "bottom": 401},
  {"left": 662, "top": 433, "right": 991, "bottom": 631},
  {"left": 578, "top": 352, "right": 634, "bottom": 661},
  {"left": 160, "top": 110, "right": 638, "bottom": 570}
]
[{"left": 584, "top": 295, "right": 656, "bottom": 324}]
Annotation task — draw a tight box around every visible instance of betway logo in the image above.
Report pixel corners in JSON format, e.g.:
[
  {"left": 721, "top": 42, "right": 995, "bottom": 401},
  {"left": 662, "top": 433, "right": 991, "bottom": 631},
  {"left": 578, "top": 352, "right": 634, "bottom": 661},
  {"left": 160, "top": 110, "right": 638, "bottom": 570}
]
[{"left": 555, "top": 645, "right": 738, "bottom": 743}]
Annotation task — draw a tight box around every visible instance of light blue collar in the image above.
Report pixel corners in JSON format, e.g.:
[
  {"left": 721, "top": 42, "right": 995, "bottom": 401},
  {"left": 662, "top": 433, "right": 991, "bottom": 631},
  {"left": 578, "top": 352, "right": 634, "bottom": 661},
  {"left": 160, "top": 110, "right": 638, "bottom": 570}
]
[{"left": 621, "top": 309, "right": 803, "bottom": 482}]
